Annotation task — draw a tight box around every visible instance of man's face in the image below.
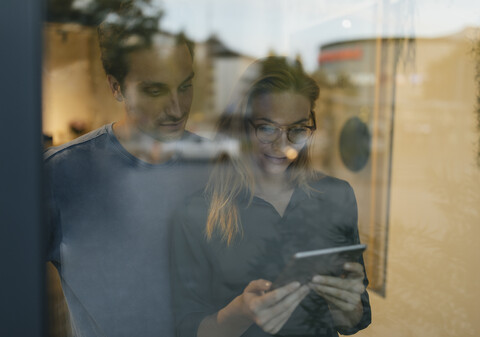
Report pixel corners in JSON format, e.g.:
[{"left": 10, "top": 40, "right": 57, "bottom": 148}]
[{"left": 119, "top": 38, "right": 194, "bottom": 142}]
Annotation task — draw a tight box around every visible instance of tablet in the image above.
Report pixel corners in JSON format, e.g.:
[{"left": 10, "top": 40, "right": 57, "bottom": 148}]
[{"left": 271, "top": 244, "right": 367, "bottom": 289}]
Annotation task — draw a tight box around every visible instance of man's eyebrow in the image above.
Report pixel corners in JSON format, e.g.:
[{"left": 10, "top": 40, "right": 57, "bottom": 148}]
[
  {"left": 140, "top": 72, "right": 195, "bottom": 87},
  {"left": 254, "top": 117, "right": 310, "bottom": 125},
  {"left": 140, "top": 81, "right": 169, "bottom": 88},
  {"left": 180, "top": 72, "right": 195, "bottom": 85}
]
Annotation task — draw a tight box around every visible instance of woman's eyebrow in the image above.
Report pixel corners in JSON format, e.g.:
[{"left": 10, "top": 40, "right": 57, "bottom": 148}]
[{"left": 254, "top": 117, "right": 310, "bottom": 125}]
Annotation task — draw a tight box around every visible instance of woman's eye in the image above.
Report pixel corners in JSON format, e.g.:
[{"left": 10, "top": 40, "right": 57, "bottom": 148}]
[
  {"left": 258, "top": 125, "right": 277, "bottom": 134},
  {"left": 289, "top": 127, "right": 308, "bottom": 136}
]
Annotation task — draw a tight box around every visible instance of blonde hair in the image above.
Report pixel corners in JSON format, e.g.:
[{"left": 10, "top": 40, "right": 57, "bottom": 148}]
[{"left": 205, "top": 57, "right": 320, "bottom": 245}]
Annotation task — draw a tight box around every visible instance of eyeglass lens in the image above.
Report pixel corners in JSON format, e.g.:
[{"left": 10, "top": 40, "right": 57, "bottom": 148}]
[{"left": 256, "top": 124, "right": 310, "bottom": 144}]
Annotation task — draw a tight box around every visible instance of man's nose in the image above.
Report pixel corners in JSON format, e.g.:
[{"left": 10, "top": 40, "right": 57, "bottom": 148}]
[{"left": 164, "top": 91, "right": 183, "bottom": 119}]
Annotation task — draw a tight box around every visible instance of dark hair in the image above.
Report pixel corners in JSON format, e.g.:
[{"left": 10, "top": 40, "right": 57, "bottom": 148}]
[{"left": 97, "top": 0, "right": 194, "bottom": 86}]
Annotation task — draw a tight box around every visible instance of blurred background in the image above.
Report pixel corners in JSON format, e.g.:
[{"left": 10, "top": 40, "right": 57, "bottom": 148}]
[{"left": 40, "top": 0, "right": 480, "bottom": 336}]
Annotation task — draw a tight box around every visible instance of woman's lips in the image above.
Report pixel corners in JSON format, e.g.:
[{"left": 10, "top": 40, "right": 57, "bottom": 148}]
[{"left": 264, "top": 153, "right": 288, "bottom": 164}]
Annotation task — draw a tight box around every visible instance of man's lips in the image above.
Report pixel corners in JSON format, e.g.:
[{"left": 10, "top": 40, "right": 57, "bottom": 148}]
[{"left": 157, "top": 119, "right": 185, "bottom": 127}]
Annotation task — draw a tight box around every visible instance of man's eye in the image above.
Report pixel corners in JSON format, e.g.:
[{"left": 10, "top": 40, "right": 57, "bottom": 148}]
[
  {"left": 179, "top": 83, "right": 193, "bottom": 92},
  {"left": 142, "top": 87, "right": 168, "bottom": 96}
]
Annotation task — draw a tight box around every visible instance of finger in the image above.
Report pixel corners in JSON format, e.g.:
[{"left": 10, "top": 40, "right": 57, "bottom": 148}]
[
  {"left": 342, "top": 262, "right": 365, "bottom": 277},
  {"left": 261, "top": 305, "right": 295, "bottom": 334},
  {"left": 256, "top": 281, "right": 301, "bottom": 309},
  {"left": 311, "top": 275, "right": 364, "bottom": 294},
  {"left": 320, "top": 292, "right": 359, "bottom": 312},
  {"left": 311, "top": 275, "right": 349, "bottom": 289},
  {"left": 257, "top": 285, "right": 310, "bottom": 325},
  {"left": 260, "top": 286, "right": 310, "bottom": 334},
  {"left": 311, "top": 283, "right": 359, "bottom": 306},
  {"left": 245, "top": 279, "right": 272, "bottom": 294}
]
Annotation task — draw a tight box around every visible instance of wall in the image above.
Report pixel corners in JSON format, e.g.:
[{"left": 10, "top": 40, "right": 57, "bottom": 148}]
[
  {"left": 355, "top": 32, "right": 480, "bottom": 337},
  {"left": 43, "top": 23, "right": 123, "bottom": 145}
]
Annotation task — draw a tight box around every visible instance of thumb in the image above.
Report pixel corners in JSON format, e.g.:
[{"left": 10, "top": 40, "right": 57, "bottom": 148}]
[{"left": 245, "top": 279, "right": 272, "bottom": 294}]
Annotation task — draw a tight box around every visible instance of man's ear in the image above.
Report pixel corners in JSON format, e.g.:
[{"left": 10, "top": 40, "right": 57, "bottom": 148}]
[{"left": 107, "top": 75, "right": 124, "bottom": 102}]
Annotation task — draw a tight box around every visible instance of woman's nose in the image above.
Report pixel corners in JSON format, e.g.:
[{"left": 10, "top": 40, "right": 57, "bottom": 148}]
[
  {"left": 272, "top": 132, "right": 298, "bottom": 159},
  {"left": 272, "top": 131, "right": 289, "bottom": 150}
]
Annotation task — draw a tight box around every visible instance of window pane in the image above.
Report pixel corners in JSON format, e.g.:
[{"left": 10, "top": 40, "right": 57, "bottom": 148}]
[{"left": 43, "top": 1, "right": 480, "bottom": 336}]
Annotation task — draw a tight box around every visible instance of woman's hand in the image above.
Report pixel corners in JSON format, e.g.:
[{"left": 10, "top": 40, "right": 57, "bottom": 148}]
[
  {"left": 309, "top": 262, "right": 365, "bottom": 328},
  {"left": 239, "top": 279, "right": 310, "bottom": 335},
  {"left": 198, "top": 279, "right": 310, "bottom": 337}
]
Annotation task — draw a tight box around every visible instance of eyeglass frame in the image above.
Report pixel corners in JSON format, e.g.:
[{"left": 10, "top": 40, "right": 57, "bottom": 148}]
[{"left": 248, "top": 110, "right": 317, "bottom": 144}]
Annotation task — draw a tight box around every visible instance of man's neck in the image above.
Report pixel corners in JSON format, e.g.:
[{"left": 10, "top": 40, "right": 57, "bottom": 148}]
[{"left": 112, "top": 119, "right": 179, "bottom": 164}]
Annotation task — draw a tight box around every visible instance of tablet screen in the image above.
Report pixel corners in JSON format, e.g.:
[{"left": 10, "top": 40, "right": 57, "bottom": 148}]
[{"left": 271, "top": 244, "right": 366, "bottom": 289}]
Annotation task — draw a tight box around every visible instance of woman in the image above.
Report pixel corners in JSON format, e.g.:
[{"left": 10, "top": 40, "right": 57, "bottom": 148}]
[{"left": 171, "top": 57, "right": 371, "bottom": 337}]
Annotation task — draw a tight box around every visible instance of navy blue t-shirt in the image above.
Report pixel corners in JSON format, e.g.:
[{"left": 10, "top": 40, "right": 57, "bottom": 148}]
[{"left": 44, "top": 124, "right": 210, "bottom": 337}]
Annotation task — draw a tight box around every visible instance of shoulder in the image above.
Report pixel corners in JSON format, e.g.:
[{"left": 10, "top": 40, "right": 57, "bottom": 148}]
[
  {"left": 171, "top": 189, "right": 210, "bottom": 238},
  {"left": 309, "top": 172, "right": 354, "bottom": 195},
  {"left": 304, "top": 172, "right": 357, "bottom": 211},
  {"left": 305, "top": 173, "right": 359, "bottom": 229},
  {"left": 44, "top": 124, "right": 111, "bottom": 165},
  {"left": 177, "top": 189, "right": 209, "bottom": 221},
  {"left": 182, "top": 130, "right": 206, "bottom": 142},
  {"left": 173, "top": 189, "right": 209, "bottom": 222}
]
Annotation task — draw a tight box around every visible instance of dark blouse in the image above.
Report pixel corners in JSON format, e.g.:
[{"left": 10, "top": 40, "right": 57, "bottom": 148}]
[{"left": 170, "top": 174, "right": 371, "bottom": 337}]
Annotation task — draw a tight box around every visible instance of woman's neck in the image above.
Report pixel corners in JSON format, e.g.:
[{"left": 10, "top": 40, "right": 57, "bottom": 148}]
[
  {"left": 253, "top": 169, "right": 294, "bottom": 217},
  {"left": 255, "top": 171, "right": 292, "bottom": 196}
]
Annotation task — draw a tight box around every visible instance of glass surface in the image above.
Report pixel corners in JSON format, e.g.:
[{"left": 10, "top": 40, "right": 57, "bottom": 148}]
[{"left": 43, "top": 1, "right": 480, "bottom": 336}]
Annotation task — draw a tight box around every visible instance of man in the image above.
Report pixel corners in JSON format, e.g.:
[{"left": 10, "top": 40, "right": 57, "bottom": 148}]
[{"left": 44, "top": 3, "right": 208, "bottom": 336}]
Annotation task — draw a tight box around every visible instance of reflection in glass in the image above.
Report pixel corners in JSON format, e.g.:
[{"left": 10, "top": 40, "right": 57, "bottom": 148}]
[
  {"left": 43, "top": 0, "right": 480, "bottom": 336},
  {"left": 171, "top": 57, "right": 371, "bottom": 337}
]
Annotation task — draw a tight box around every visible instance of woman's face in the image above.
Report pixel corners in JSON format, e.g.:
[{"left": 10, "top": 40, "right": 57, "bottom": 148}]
[{"left": 248, "top": 91, "right": 312, "bottom": 176}]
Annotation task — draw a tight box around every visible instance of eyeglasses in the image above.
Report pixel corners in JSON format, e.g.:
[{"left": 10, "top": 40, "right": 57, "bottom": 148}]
[{"left": 248, "top": 117, "right": 316, "bottom": 144}]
